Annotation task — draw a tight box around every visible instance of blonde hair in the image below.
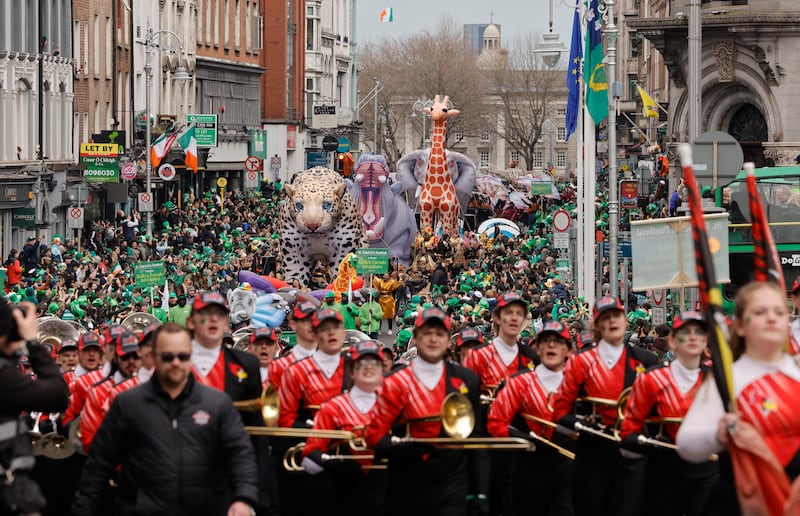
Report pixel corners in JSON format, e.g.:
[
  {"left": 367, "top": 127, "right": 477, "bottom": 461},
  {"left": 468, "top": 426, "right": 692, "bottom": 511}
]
[{"left": 730, "top": 282, "right": 785, "bottom": 359}]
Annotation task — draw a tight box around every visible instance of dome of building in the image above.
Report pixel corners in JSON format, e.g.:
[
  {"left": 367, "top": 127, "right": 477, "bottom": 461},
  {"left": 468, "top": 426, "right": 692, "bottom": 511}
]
[{"left": 483, "top": 23, "right": 500, "bottom": 39}]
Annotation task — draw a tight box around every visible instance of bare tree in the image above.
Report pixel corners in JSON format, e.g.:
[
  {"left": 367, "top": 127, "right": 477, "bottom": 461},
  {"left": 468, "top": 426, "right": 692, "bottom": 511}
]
[
  {"left": 356, "top": 15, "right": 490, "bottom": 169},
  {"left": 481, "top": 33, "right": 565, "bottom": 171}
]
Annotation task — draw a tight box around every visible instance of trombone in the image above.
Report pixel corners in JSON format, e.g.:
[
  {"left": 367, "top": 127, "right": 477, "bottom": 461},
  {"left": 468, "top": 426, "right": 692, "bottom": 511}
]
[
  {"left": 519, "top": 414, "right": 576, "bottom": 459},
  {"left": 480, "top": 385, "right": 498, "bottom": 405},
  {"left": 570, "top": 387, "right": 632, "bottom": 442},
  {"left": 392, "top": 392, "right": 535, "bottom": 451},
  {"left": 282, "top": 443, "right": 386, "bottom": 472},
  {"left": 238, "top": 385, "right": 367, "bottom": 449}
]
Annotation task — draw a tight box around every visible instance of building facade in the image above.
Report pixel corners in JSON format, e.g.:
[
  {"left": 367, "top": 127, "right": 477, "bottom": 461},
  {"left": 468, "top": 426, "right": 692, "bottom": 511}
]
[
  {"left": 0, "top": 0, "right": 73, "bottom": 257},
  {"left": 262, "top": 0, "right": 305, "bottom": 180},
  {"left": 630, "top": 0, "right": 800, "bottom": 168}
]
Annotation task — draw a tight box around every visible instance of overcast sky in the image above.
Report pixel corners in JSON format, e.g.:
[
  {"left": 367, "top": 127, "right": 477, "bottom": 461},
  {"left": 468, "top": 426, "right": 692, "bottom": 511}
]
[{"left": 355, "top": 0, "right": 576, "bottom": 45}]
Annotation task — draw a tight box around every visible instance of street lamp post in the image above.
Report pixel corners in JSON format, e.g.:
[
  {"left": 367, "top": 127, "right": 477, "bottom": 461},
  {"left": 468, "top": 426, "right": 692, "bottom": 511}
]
[
  {"left": 143, "top": 22, "right": 190, "bottom": 236},
  {"left": 412, "top": 98, "right": 434, "bottom": 148},
  {"left": 603, "top": 0, "right": 620, "bottom": 298}
]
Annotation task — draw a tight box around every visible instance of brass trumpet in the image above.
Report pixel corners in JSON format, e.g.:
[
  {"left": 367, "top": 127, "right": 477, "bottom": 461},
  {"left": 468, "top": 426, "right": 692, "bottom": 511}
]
[{"left": 393, "top": 392, "right": 536, "bottom": 451}]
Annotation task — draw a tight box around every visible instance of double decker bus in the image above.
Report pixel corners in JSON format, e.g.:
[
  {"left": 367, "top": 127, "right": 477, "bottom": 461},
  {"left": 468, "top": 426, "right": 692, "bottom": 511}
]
[{"left": 722, "top": 165, "right": 800, "bottom": 304}]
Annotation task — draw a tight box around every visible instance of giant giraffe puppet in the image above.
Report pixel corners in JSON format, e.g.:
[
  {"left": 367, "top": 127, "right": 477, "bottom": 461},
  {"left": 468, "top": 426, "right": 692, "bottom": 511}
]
[
  {"left": 419, "top": 95, "right": 460, "bottom": 237},
  {"left": 396, "top": 95, "right": 477, "bottom": 237}
]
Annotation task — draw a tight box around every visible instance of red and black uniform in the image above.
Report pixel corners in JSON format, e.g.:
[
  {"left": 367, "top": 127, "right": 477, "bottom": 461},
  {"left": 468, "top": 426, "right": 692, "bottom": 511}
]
[
  {"left": 278, "top": 354, "right": 347, "bottom": 428},
  {"left": 462, "top": 339, "right": 538, "bottom": 394},
  {"left": 488, "top": 368, "right": 574, "bottom": 516},
  {"left": 267, "top": 347, "right": 313, "bottom": 390},
  {"left": 79, "top": 375, "right": 117, "bottom": 451},
  {"left": 620, "top": 362, "right": 716, "bottom": 516},
  {"left": 301, "top": 389, "right": 385, "bottom": 516},
  {"left": 365, "top": 361, "right": 487, "bottom": 516},
  {"left": 463, "top": 339, "right": 538, "bottom": 515},
  {"left": 551, "top": 342, "right": 656, "bottom": 516},
  {"left": 62, "top": 368, "right": 107, "bottom": 426},
  {"left": 737, "top": 371, "right": 800, "bottom": 479}
]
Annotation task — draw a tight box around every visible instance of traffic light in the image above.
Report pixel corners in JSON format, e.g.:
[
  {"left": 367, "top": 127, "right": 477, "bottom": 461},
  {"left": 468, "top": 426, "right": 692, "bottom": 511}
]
[{"left": 337, "top": 153, "right": 345, "bottom": 173}]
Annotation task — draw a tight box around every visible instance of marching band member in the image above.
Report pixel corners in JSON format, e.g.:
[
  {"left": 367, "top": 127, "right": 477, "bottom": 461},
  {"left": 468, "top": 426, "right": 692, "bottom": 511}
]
[
  {"left": 677, "top": 281, "right": 800, "bottom": 513},
  {"left": 365, "top": 308, "right": 488, "bottom": 516},
  {"left": 186, "top": 291, "right": 268, "bottom": 514},
  {"left": 620, "top": 312, "right": 716, "bottom": 516},
  {"left": 463, "top": 292, "right": 538, "bottom": 391},
  {"left": 301, "top": 340, "right": 386, "bottom": 515},
  {"left": 789, "top": 277, "right": 800, "bottom": 355},
  {"left": 463, "top": 292, "right": 537, "bottom": 516},
  {"left": 454, "top": 327, "right": 484, "bottom": 365},
  {"left": 279, "top": 308, "right": 349, "bottom": 428},
  {"left": 551, "top": 296, "right": 657, "bottom": 516},
  {"left": 488, "top": 320, "right": 574, "bottom": 516},
  {"left": 267, "top": 301, "right": 318, "bottom": 390},
  {"left": 79, "top": 331, "right": 141, "bottom": 451},
  {"left": 57, "top": 337, "right": 79, "bottom": 373},
  {"left": 107, "top": 324, "right": 157, "bottom": 404},
  {"left": 62, "top": 332, "right": 111, "bottom": 426},
  {"left": 247, "top": 327, "right": 280, "bottom": 387}
]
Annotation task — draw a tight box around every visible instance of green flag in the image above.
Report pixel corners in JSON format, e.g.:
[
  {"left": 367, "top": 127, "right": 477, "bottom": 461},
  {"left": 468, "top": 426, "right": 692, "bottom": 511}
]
[{"left": 584, "top": 0, "right": 608, "bottom": 124}]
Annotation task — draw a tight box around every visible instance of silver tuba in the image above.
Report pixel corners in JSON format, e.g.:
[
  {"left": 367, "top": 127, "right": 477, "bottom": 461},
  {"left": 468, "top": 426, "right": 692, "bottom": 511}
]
[
  {"left": 37, "top": 316, "right": 84, "bottom": 349},
  {"left": 121, "top": 312, "right": 161, "bottom": 334}
]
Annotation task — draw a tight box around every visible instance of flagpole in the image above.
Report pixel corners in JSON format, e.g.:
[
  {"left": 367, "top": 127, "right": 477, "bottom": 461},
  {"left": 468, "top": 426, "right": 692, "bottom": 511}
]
[{"left": 584, "top": 108, "right": 596, "bottom": 306}]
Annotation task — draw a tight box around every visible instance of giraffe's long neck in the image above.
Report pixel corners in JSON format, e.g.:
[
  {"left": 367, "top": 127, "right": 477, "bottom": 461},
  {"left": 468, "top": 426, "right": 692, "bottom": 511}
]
[{"left": 429, "top": 119, "right": 447, "bottom": 165}]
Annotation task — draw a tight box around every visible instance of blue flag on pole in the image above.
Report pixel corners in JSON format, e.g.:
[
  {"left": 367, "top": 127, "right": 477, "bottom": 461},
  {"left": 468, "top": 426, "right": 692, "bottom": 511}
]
[{"left": 565, "top": 2, "right": 583, "bottom": 141}]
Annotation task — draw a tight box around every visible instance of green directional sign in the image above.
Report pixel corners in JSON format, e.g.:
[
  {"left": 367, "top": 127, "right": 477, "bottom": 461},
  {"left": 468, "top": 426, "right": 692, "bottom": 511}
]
[
  {"left": 133, "top": 261, "right": 166, "bottom": 289},
  {"left": 355, "top": 248, "right": 389, "bottom": 275},
  {"left": 186, "top": 113, "right": 218, "bottom": 147}
]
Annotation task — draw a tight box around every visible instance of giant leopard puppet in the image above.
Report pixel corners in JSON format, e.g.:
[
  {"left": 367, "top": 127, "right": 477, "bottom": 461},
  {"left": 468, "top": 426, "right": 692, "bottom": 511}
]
[{"left": 278, "top": 167, "right": 368, "bottom": 287}]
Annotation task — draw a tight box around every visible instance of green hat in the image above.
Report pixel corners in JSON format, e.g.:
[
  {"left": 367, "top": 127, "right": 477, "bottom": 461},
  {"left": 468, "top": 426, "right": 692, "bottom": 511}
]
[
  {"left": 62, "top": 310, "right": 75, "bottom": 321},
  {"left": 170, "top": 292, "right": 177, "bottom": 298},
  {"left": 324, "top": 291, "right": 335, "bottom": 299},
  {"left": 48, "top": 302, "right": 60, "bottom": 314},
  {"left": 92, "top": 298, "right": 104, "bottom": 307}
]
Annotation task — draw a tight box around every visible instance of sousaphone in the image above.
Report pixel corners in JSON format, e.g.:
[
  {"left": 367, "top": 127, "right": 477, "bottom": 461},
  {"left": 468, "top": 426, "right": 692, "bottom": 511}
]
[
  {"left": 37, "top": 316, "right": 84, "bottom": 349},
  {"left": 121, "top": 312, "right": 161, "bottom": 334}
]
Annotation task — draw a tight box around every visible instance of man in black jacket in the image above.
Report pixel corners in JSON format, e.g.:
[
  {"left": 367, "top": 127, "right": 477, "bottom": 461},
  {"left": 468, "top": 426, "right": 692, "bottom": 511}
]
[
  {"left": 72, "top": 323, "right": 258, "bottom": 516},
  {"left": 0, "top": 300, "right": 70, "bottom": 515}
]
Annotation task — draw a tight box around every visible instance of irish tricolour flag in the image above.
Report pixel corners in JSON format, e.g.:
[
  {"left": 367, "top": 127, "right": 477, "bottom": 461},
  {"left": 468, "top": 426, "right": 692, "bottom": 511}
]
[
  {"left": 178, "top": 125, "right": 199, "bottom": 174},
  {"left": 150, "top": 128, "right": 177, "bottom": 169},
  {"left": 379, "top": 7, "right": 393, "bottom": 22}
]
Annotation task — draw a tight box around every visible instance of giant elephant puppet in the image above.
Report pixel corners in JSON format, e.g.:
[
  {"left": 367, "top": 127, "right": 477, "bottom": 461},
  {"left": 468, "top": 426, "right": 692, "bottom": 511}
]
[
  {"left": 395, "top": 148, "right": 477, "bottom": 230},
  {"left": 348, "top": 153, "right": 417, "bottom": 266},
  {"left": 227, "top": 283, "right": 258, "bottom": 329}
]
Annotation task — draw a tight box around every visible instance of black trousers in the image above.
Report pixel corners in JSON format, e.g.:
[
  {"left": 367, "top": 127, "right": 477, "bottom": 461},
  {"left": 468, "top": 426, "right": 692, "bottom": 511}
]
[
  {"left": 572, "top": 434, "right": 626, "bottom": 516},
  {"left": 300, "top": 464, "right": 386, "bottom": 516},
  {"left": 513, "top": 446, "right": 574, "bottom": 516},
  {"left": 644, "top": 449, "right": 717, "bottom": 516},
  {"left": 387, "top": 450, "right": 468, "bottom": 516}
]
